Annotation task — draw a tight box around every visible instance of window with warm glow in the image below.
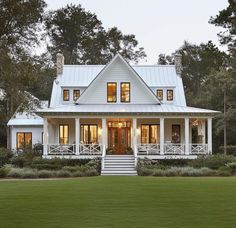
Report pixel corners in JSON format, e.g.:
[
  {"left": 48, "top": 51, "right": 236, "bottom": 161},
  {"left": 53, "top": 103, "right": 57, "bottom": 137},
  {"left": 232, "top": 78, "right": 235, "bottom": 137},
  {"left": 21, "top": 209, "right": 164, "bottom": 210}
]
[
  {"left": 167, "top": 90, "right": 173, "bottom": 101},
  {"left": 73, "top": 90, "right": 80, "bottom": 101},
  {"left": 141, "top": 125, "right": 159, "bottom": 144},
  {"left": 80, "top": 124, "right": 98, "bottom": 144},
  {"left": 59, "top": 125, "right": 69, "bottom": 144},
  {"left": 172, "top": 125, "right": 181, "bottom": 143},
  {"left": 17, "top": 132, "right": 32, "bottom": 149},
  {"left": 156, "top": 89, "right": 163, "bottom": 101},
  {"left": 63, "top": 90, "right": 70, "bottom": 101},
  {"left": 121, "top": 82, "right": 130, "bottom": 102},
  {"left": 107, "top": 83, "right": 117, "bottom": 102}
]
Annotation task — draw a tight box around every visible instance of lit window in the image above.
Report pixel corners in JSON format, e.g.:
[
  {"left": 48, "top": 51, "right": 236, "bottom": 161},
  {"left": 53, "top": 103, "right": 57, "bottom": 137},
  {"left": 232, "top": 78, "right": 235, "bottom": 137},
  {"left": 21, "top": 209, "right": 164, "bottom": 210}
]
[
  {"left": 73, "top": 90, "right": 80, "bottom": 101},
  {"left": 167, "top": 90, "right": 173, "bottom": 101},
  {"left": 107, "top": 83, "right": 117, "bottom": 103},
  {"left": 80, "top": 124, "right": 98, "bottom": 144},
  {"left": 59, "top": 125, "right": 69, "bottom": 144},
  {"left": 63, "top": 90, "right": 70, "bottom": 101},
  {"left": 121, "top": 82, "right": 130, "bottom": 102},
  {"left": 172, "top": 125, "right": 180, "bottom": 143},
  {"left": 17, "top": 132, "right": 32, "bottom": 150},
  {"left": 156, "top": 90, "right": 163, "bottom": 101},
  {"left": 141, "top": 125, "right": 159, "bottom": 144}
]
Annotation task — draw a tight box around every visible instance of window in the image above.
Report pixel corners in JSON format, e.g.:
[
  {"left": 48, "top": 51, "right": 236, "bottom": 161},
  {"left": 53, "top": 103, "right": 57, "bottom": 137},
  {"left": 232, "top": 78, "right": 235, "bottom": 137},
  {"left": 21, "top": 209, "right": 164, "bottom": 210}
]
[
  {"left": 63, "top": 90, "right": 70, "bottom": 101},
  {"left": 172, "top": 125, "right": 181, "bottom": 143},
  {"left": 167, "top": 90, "right": 173, "bottom": 101},
  {"left": 156, "top": 89, "right": 163, "bottom": 101},
  {"left": 73, "top": 90, "right": 80, "bottom": 101},
  {"left": 107, "top": 83, "right": 117, "bottom": 102},
  {"left": 80, "top": 124, "right": 98, "bottom": 144},
  {"left": 59, "top": 125, "right": 69, "bottom": 144},
  {"left": 17, "top": 132, "right": 32, "bottom": 149},
  {"left": 121, "top": 82, "right": 130, "bottom": 102},
  {"left": 141, "top": 125, "right": 159, "bottom": 144}
]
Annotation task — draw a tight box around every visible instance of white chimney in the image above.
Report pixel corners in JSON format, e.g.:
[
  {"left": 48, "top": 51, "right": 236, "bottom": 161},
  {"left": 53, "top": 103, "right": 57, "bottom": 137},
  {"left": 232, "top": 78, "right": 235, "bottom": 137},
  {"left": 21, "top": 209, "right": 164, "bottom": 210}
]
[
  {"left": 175, "top": 53, "right": 182, "bottom": 75},
  {"left": 56, "top": 53, "right": 64, "bottom": 75}
]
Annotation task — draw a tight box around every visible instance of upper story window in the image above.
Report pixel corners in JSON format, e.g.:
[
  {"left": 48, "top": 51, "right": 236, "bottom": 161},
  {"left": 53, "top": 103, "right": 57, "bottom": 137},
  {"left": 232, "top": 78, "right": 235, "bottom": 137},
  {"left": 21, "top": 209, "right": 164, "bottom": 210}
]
[
  {"left": 156, "top": 89, "right": 163, "bottom": 101},
  {"left": 107, "top": 82, "right": 117, "bottom": 103},
  {"left": 73, "top": 90, "right": 80, "bottom": 101},
  {"left": 17, "top": 132, "right": 32, "bottom": 150},
  {"left": 63, "top": 90, "right": 70, "bottom": 101},
  {"left": 121, "top": 82, "right": 130, "bottom": 103},
  {"left": 167, "top": 90, "right": 173, "bottom": 101},
  {"left": 59, "top": 124, "right": 69, "bottom": 144}
]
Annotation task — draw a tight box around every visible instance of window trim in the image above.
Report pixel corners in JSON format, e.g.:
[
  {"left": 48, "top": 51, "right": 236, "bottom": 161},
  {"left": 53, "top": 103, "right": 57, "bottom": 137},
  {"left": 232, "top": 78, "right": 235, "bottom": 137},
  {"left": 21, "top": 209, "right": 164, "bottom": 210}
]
[
  {"left": 156, "top": 89, "right": 163, "bottom": 101},
  {"left": 141, "top": 124, "right": 159, "bottom": 144},
  {"left": 73, "top": 89, "right": 80, "bottom": 101},
  {"left": 80, "top": 124, "right": 98, "bottom": 144},
  {"left": 16, "top": 132, "right": 32, "bottom": 150},
  {"left": 107, "top": 82, "right": 117, "bottom": 103},
  {"left": 59, "top": 124, "right": 69, "bottom": 145},
  {"left": 63, "top": 89, "right": 70, "bottom": 101},
  {"left": 120, "top": 82, "right": 130, "bottom": 103},
  {"left": 167, "top": 89, "right": 173, "bottom": 101}
]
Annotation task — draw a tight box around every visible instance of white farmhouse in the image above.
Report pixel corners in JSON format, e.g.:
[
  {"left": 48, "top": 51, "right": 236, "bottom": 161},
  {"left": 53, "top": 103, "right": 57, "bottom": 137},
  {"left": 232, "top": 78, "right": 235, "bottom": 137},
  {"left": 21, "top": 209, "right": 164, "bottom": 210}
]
[{"left": 7, "top": 54, "right": 219, "bottom": 175}]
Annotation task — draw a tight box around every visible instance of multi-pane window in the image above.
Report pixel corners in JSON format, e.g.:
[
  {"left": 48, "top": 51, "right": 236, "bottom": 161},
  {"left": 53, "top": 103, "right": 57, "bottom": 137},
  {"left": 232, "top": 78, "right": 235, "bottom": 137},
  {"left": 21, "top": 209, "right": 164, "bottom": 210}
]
[
  {"left": 156, "top": 89, "right": 163, "bottom": 101},
  {"left": 80, "top": 124, "right": 98, "bottom": 144},
  {"left": 59, "top": 125, "right": 69, "bottom": 144},
  {"left": 63, "top": 90, "right": 70, "bottom": 101},
  {"left": 107, "top": 83, "right": 117, "bottom": 102},
  {"left": 121, "top": 82, "right": 130, "bottom": 103},
  {"left": 141, "top": 125, "right": 159, "bottom": 144},
  {"left": 172, "top": 125, "right": 181, "bottom": 143},
  {"left": 167, "top": 90, "right": 173, "bottom": 101},
  {"left": 17, "top": 132, "right": 32, "bottom": 149},
  {"left": 73, "top": 90, "right": 80, "bottom": 101}
]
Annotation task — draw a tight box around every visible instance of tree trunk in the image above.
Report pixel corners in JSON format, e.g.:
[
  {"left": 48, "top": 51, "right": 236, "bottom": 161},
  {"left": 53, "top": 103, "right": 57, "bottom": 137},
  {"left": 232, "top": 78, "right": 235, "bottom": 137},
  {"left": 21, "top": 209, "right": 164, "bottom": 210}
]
[{"left": 224, "top": 90, "right": 227, "bottom": 154}]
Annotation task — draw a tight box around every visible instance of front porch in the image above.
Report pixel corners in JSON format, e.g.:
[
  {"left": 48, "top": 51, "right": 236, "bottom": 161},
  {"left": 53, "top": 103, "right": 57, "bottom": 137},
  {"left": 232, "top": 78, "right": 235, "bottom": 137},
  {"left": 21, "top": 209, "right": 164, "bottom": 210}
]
[{"left": 43, "top": 116, "right": 212, "bottom": 159}]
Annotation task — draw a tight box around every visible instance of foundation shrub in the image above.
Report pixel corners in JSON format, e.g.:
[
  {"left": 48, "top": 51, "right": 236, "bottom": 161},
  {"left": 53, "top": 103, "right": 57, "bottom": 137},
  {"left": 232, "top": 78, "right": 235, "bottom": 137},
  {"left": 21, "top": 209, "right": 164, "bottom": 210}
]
[
  {"left": 0, "top": 147, "right": 13, "bottom": 166},
  {"left": 7, "top": 168, "right": 38, "bottom": 178},
  {"left": 38, "top": 170, "right": 55, "bottom": 178},
  {"left": 0, "top": 167, "right": 10, "bottom": 177},
  {"left": 55, "top": 170, "right": 72, "bottom": 177}
]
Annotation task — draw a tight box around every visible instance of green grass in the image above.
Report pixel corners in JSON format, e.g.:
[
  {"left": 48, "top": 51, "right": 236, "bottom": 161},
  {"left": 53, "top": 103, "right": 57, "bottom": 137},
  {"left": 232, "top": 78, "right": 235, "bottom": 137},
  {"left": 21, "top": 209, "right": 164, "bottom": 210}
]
[{"left": 0, "top": 177, "right": 236, "bottom": 228}]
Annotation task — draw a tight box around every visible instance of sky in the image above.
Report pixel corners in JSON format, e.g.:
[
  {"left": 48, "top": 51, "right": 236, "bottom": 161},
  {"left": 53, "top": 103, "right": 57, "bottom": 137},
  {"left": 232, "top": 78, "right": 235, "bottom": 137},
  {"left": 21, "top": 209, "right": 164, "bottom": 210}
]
[{"left": 45, "top": 0, "right": 228, "bottom": 64}]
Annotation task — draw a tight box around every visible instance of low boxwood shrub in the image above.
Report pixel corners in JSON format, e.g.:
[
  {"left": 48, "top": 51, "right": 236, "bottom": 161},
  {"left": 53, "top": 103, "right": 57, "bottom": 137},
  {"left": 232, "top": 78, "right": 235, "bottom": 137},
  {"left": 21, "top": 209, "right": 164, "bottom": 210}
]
[
  {"left": 38, "top": 170, "right": 55, "bottom": 178},
  {"left": 55, "top": 170, "right": 72, "bottom": 177},
  {"left": 7, "top": 168, "right": 38, "bottom": 178}
]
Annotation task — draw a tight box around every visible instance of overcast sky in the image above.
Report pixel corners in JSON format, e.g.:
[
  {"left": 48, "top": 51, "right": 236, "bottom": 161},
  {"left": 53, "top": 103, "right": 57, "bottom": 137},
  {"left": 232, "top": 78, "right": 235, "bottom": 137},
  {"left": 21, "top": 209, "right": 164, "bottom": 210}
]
[{"left": 45, "top": 0, "right": 228, "bottom": 64}]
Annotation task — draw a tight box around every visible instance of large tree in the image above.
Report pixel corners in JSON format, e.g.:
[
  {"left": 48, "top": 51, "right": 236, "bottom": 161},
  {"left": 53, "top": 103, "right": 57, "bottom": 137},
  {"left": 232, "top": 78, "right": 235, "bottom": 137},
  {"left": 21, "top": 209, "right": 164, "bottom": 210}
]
[{"left": 45, "top": 4, "right": 146, "bottom": 64}]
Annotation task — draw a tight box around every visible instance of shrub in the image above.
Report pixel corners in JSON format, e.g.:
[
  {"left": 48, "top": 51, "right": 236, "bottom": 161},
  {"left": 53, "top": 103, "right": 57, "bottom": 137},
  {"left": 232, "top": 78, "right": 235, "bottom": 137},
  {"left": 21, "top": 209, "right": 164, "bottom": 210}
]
[
  {"left": 84, "top": 168, "right": 99, "bottom": 176},
  {"left": 225, "top": 162, "right": 236, "bottom": 173},
  {"left": 7, "top": 168, "right": 38, "bottom": 178},
  {"left": 55, "top": 170, "right": 72, "bottom": 177},
  {"left": 21, "top": 169, "right": 38, "bottom": 179},
  {"left": 38, "top": 170, "right": 55, "bottom": 178},
  {"left": 0, "top": 167, "right": 9, "bottom": 177},
  {"left": 219, "top": 145, "right": 236, "bottom": 156},
  {"left": 217, "top": 166, "right": 232, "bottom": 176},
  {"left": 0, "top": 147, "right": 13, "bottom": 166}
]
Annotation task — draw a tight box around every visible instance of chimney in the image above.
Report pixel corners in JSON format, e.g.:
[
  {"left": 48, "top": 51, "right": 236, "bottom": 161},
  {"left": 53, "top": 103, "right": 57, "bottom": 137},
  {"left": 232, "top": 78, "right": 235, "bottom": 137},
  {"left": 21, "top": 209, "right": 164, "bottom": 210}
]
[
  {"left": 175, "top": 53, "right": 182, "bottom": 75},
  {"left": 56, "top": 53, "right": 64, "bottom": 75}
]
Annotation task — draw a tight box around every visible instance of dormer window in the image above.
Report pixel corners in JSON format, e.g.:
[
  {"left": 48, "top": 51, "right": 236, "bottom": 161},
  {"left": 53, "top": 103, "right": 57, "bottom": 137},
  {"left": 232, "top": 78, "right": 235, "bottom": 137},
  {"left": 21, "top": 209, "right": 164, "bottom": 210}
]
[
  {"left": 121, "top": 82, "right": 130, "bottom": 103},
  {"left": 73, "top": 90, "right": 80, "bottom": 101},
  {"left": 156, "top": 89, "right": 163, "bottom": 101},
  {"left": 63, "top": 90, "right": 70, "bottom": 101},
  {"left": 167, "top": 90, "right": 173, "bottom": 101},
  {"left": 107, "top": 82, "right": 117, "bottom": 103}
]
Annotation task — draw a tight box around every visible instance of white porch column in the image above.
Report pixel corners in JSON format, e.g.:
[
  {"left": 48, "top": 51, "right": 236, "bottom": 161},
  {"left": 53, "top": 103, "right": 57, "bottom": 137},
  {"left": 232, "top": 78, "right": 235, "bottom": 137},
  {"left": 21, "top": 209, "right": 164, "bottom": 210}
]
[
  {"left": 133, "top": 118, "right": 137, "bottom": 153},
  {"left": 75, "top": 117, "right": 80, "bottom": 155},
  {"left": 160, "top": 118, "right": 164, "bottom": 155},
  {"left": 102, "top": 118, "right": 106, "bottom": 152},
  {"left": 43, "top": 117, "right": 48, "bottom": 156},
  {"left": 185, "top": 118, "right": 190, "bottom": 155},
  {"left": 207, "top": 117, "right": 212, "bottom": 154},
  {"left": 202, "top": 120, "right": 206, "bottom": 144}
]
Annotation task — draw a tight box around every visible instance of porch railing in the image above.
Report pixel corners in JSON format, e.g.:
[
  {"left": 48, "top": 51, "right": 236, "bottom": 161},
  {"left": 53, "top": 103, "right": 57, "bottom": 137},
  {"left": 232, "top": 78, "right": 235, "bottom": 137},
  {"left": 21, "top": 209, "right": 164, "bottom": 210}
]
[
  {"left": 164, "top": 144, "right": 185, "bottom": 155},
  {"left": 48, "top": 144, "right": 76, "bottom": 155},
  {"left": 190, "top": 144, "right": 208, "bottom": 155},
  {"left": 137, "top": 144, "right": 160, "bottom": 155},
  {"left": 79, "top": 144, "right": 103, "bottom": 155}
]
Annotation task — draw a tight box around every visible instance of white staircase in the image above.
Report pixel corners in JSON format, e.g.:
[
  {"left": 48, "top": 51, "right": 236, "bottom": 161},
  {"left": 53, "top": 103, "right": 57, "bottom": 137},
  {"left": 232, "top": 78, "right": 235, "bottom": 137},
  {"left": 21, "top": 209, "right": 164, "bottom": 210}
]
[{"left": 101, "top": 155, "right": 137, "bottom": 176}]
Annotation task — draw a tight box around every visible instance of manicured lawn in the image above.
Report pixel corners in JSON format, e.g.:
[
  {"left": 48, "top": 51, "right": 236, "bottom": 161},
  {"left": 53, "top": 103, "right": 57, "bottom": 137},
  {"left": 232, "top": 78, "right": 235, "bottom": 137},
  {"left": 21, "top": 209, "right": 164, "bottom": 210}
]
[{"left": 0, "top": 177, "right": 236, "bottom": 228}]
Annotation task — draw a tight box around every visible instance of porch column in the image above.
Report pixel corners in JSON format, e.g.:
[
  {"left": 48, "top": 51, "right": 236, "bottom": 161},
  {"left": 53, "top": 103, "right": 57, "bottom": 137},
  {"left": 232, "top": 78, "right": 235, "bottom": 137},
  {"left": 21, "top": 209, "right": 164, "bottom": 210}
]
[
  {"left": 160, "top": 118, "right": 164, "bottom": 155},
  {"left": 207, "top": 117, "right": 212, "bottom": 154},
  {"left": 75, "top": 117, "right": 80, "bottom": 155},
  {"left": 43, "top": 117, "right": 48, "bottom": 156},
  {"left": 185, "top": 118, "right": 190, "bottom": 155},
  {"left": 202, "top": 120, "right": 206, "bottom": 144},
  {"left": 102, "top": 118, "right": 106, "bottom": 153},
  {"left": 133, "top": 118, "right": 137, "bottom": 153}
]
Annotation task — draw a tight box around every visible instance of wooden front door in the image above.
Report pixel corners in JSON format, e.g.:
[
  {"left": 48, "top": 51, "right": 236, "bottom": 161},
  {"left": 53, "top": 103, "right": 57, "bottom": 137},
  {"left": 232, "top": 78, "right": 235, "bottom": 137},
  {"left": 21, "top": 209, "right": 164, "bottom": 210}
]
[{"left": 108, "top": 127, "right": 130, "bottom": 154}]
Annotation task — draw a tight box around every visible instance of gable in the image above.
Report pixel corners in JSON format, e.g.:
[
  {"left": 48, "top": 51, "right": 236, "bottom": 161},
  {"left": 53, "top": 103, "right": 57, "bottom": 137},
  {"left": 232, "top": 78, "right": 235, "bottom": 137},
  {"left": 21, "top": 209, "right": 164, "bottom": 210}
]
[{"left": 77, "top": 54, "right": 160, "bottom": 105}]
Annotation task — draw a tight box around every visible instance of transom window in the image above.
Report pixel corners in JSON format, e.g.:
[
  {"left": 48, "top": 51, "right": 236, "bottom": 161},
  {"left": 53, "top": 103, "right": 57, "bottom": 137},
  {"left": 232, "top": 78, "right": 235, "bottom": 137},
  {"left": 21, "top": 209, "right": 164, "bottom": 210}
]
[
  {"left": 121, "top": 82, "right": 130, "bottom": 103},
  {"left": 17, "top": 132, "right": 32, "bottom": 150},
  {"left": 156, "top": 89, "right": 163, "bottom": 101},
  {"left": 107, "top": 82, "right": 117, "bottom": 103},
  {"left": 73, "top": 90, "right": 80, "bottom": 101},
  {"left": 167, "top": 90, "right": 173, "bottom": 101},
  {"left": 59, "top": 124, "right": 69, "bottom": 144},
  {"left": 141, "top": 125, "right": 159, "bottom": 144},
  {"left": 63, "top": 90, "right": 70, "bottom": 101},
  {"left": 80, "top": 124, "right": 98, "bottom": 144}
]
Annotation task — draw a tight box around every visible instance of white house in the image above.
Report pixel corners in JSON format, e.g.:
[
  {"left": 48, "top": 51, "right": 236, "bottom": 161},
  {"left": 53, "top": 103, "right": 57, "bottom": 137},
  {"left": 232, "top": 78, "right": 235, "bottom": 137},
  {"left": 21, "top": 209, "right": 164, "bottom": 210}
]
[{"left": 7, "top": 53, "right": 219, "bottom": 175}]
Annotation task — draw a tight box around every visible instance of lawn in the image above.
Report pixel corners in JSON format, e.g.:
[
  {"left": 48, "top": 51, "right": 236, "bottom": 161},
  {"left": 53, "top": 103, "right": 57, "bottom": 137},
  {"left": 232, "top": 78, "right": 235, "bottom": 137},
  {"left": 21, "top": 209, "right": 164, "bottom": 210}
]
[{"left": 0, "top": 177, "right": 236, "bottom": 228}]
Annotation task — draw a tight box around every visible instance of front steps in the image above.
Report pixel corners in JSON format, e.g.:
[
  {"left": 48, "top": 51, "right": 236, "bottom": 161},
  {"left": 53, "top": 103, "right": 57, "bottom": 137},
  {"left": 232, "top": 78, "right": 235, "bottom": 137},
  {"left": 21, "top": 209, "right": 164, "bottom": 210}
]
[{"left": 101, "top": 155, "right": 137, "bottom": 176}]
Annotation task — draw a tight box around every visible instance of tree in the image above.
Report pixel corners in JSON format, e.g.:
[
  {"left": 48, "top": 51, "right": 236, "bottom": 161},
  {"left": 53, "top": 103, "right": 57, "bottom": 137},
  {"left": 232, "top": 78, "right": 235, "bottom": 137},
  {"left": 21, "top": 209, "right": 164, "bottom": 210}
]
[{"left": 46, "top": 4, "right": 146, "bottom": 64}]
